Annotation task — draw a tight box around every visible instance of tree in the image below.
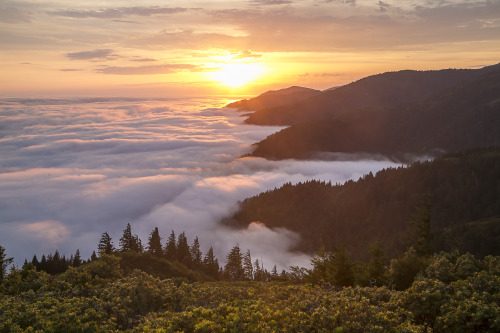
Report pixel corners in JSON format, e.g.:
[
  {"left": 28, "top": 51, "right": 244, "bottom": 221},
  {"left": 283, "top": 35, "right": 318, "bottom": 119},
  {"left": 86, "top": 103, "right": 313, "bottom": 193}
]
[
  {"left": 119, "top": 223, "right": 134, "bottom": 252},
  {"left": 224, "top": 244, "right": 244, "bottom": 281},
  {"left": 147, "top": 227, "right": 163, "bottom": 257},
  {"left": 190, "top": 236, "right": 202, "bottom": 270},
  {"left": 72, "top": 249, "right": 82, "bottom": 267},
  {"left": 368, "top": 241, "right": 389, "bottom": 286},
  {"left": 409, "top": 196, "right": 434, "bottom": 257},
  {"left": 203, "top": 247, "right": 219, "bottom": 279},
  {"left": 176, "top": 232, "right": 191, "bottom": 266},
  {"left": 119, "top": 223, "right": 141, "bottom": 252},
  {"left": 253, "top": 259, "right": 266, "bottom": 281},
  {"left": 164, "top": 230, "right": 177, "bottom": 261},
  {"left": 98, "top": 231, "right": 115, "bottom": 256},
  {"left": 0, "top": 245, "right": 14, "bottom": 282},
  {"left": 243, "top": 249, "right": 253, "bottom": 280},
  {"left": 331, "top": 244, "right": 354, "bottom": 287}
]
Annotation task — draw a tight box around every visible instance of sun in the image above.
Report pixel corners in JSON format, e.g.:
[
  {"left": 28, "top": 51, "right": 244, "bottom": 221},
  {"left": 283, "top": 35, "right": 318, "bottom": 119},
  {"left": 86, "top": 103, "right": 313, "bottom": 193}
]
[{"left": 210, "top": 63, "right": 264, "bottom": 88}]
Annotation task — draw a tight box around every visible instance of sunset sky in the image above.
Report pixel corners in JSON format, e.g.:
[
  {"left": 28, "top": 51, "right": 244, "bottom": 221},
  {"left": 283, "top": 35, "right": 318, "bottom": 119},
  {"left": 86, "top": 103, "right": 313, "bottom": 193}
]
[{"left": 2, "top": 0, "right": 500, "bottom": 97}]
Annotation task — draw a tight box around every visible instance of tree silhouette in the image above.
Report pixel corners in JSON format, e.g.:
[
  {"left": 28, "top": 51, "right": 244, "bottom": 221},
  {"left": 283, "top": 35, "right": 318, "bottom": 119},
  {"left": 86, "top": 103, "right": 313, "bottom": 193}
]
[
  {"left": 147, "top": 227, "right": 163, "bottom": 258},
  {"left": 225, "top": 244, "right": 244, "bottom": 281},
  {"left": 164, "top": 230, "right": 177, "bottom": 261},
  {"left": 0, "top": 245, "right": 14, "bottom": 281},
  {"left": 98, "top": 231, "right": 115, "bottom": 256},
  {"left": 190, "top": 236, "right": 202, "bottom": 269}
]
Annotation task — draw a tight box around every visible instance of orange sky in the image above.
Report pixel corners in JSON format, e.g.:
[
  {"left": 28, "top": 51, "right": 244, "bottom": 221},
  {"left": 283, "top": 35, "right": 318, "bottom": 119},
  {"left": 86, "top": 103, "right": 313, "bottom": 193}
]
[{"left": 1, "top": 0, "right": 500, "bottom": 97}]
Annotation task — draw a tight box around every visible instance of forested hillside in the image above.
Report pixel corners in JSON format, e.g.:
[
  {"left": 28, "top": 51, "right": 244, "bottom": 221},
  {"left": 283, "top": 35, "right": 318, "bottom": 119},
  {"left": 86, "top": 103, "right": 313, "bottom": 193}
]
[
  {"left": 249, "top": 66, "right": 500, "bottom": 160},
  {"left": 243, "top": 65, "right": 499, "bottom": 126},
  {"left": 227, "top": 86, "right": 321, "bottom": 112},
  {"left": 226, "top": 149, "right": 500, "bottom": 259}
]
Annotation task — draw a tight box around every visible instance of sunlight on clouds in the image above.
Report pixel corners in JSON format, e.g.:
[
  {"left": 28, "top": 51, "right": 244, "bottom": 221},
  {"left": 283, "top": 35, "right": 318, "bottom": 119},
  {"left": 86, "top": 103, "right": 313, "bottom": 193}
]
[
  {"left": 209, "top": 63, "right": 266, "bottom": 88},
  {"left": 18, "top": 220, "right": 70, "bottom": 243}
]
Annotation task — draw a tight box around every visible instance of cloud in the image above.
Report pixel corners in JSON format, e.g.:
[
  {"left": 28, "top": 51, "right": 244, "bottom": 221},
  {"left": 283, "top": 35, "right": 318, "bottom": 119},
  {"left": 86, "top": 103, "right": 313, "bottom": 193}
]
[
  {"left": 0, "top": 96, "right": 401, "bottom": 269},
  {"left": 48, "top": 7, "right": 188, "bottom": 19},
  {"left": 0, "top": 2, "right": 31, "bottom": 23},
  {"left": 232, "top": 50, "right": 263, "bottom": 59},
  {"left": 249, "top": 0, "right": 293, "bottom": 5},
  {"left": 18, "top": 220, "right": 70, "bottom": 244},
  {"left": 59, "top": 68, "right": 83, "bottom": 72},
  {"left": 66, "top": 49, "right": 115, "bottom": 60},
  {"left": 130, "top": 58, "right": 157, "bottom": 62},
  {"left": 95, "top": 64, "right": 199, "bottom": 75}
]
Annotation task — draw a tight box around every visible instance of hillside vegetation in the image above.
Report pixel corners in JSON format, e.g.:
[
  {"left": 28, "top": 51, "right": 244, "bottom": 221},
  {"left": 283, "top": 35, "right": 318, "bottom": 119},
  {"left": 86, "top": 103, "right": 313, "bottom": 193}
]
[
  {"left": 238, "top": 64, "right": 500, "bottom": 161},
  {"left": 226, "top": 149, "right": 500, "bottom": 259}
]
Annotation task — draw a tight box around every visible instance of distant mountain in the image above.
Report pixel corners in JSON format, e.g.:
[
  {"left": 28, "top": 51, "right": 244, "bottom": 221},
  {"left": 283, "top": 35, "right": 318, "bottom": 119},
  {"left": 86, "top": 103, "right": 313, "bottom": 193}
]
[
  {"left": 244, "top": 65, "right": 499, "bottom": 126},
  {"left": 224, "top": 149, "right": 500, "bottom": 260},
  {"left": 249, "top": 65, "right": 500, "bottom": 161},
  {"left": 226, "top": 86, "right": 321, "bottom": 112}
]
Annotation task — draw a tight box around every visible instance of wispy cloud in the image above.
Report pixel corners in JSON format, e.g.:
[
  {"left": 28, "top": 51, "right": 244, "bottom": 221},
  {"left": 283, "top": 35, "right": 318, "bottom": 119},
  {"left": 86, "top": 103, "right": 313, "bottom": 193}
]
[
  {"left": 48, "top": 7, "right": 188, "bottom": 19},
  {"left": 0, "top": 1, "right": 31, "bottom": 23},
  {"left": 95, "top": 64, "right": 198, "bottom": 75},
  {"left": 66, "top": 49, "right": 116, "bottom": 61}
]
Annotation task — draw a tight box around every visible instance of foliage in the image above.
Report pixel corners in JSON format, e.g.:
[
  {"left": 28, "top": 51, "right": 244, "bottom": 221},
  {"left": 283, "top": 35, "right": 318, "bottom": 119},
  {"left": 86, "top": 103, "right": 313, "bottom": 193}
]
[
  {"left": 229, "top": 148, "right": 500, "bottom": 260},
  {"left": 1, "top": 252, "right": 499, "bottom": 332}
]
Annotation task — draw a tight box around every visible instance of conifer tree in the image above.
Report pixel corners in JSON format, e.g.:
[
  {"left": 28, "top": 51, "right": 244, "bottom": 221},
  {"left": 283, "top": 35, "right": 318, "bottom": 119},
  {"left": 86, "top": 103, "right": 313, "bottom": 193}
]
[
  {"left": 368, "top": 241, "right": 389, "bottom": 286},
  {"left": 119, "top": 223, "right": 141, "bottom": 252},
  {"left": 243, "top": 249, "right": 253, "bottom": 280},
  {"left": 0, "top": 245, "right": 14, "bottom": 282},
  {"left": 90, "top": 251, "right": 97, "bottom": 261},
  {"left": 147, "top": 227, "right": 163, "bottom": 257},
  {"left": 119, "top": 223, "right": 135, "bottom": 252},
  {"left": 72, "top": 249, "right": 82, "bottom": 267},
  {"left": 176, "top": 232, "right": 191, "bottom": 266},
  {"left": 203, "top": 246, "right": 219, "bottom": 279},
  {"left": 331, "top": 244, "right": 354, "bottom": 287},
  {"left": 190, "top": 236, "right": 202, "bottom": 269},
  {"left": 98, "top": 231, "right": 115, "bottom": 256},
  {"left": 410, "top": 197, "right": 434, "bottom": 257},
  {"left": 164, "top": 230, "right": 177, "bottom": 261},
  {"left": 225, "top": 244, "right": 244, "bottom": 281}
]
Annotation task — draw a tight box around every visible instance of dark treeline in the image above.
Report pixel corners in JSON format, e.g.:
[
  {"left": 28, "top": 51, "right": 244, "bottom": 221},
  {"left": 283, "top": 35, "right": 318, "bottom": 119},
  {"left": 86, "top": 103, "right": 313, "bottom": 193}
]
[
  {"left": 227, "top": 148, "right": 500, "bottom": 260},
  {"left": 25, "top": 224, "right": 285, "bottom": 282}
]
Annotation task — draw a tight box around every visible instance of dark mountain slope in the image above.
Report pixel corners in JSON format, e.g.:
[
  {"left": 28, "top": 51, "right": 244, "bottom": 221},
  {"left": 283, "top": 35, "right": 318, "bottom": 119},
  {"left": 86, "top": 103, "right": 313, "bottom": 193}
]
[
  {"left": 224, "top": 149, "right": 500, "bottom": 260},
  {"left": 244, "top": 68, "right": 489, "bottom": 126},
  {"left": 250, "top": 68, "right": 500, "bottom": 161},
  {"left": 226, "top": 86, "right": 321, "bottom": 112}
]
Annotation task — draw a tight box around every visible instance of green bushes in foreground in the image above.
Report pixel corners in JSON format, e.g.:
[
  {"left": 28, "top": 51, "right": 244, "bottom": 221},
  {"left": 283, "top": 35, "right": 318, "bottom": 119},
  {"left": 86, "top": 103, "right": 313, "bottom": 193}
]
[{"left": 1, "top": 252, "right": 499, "bottom": 332}]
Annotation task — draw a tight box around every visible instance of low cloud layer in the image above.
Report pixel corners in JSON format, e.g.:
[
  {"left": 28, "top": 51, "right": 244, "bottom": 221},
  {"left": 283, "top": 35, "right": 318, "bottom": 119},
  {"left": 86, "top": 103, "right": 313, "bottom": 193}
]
[{"left": 0, "top": 98, "right": 400, "bottom": 269}]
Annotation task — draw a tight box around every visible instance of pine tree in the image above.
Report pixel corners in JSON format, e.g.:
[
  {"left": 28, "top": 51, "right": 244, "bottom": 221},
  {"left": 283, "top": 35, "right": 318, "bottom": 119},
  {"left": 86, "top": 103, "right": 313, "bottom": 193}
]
[
  {"left": 410, "top": 197, "right": 434, "bottom": 257},
  {"left": 243, "top": 249, "right": 253, "bottom": 280},
  {"left": 225, "top": 244, "right": 244, "bottom": 281},
  {"left": 253, "top": 259, "right": 266, "bottom": 281},
  {"left": 331, "top": 244, "right": 354, "bottom": 287},
  {"left": 176, "top": 232, "right": 191, "bottom": 266},
  {"left": 31, "top": 255, "right": 39, "bottom": 268},
  {"left": 133, "top": 235, "right": 143, "bottom": 253},
  {"left": 119, "top": 223, "right": 134, "bottom": 252},
  {"left": 190, "top": 236, "right": 202, "bottom": 270},
  {"left": 164, "top": 230, "right": 177, "bottom": 261},
  {"left": 119, "top": 223, "right": 141, "bottom": 252},
  {"left": 72, "top": 249, "right": 82, "bottom": 267},
  {"left": 203, "top": 247, "right": 219, "bottom": 279},
  {"left": 368, "top": 241, "right": 389, "bottom": 286},
  {"left": 98, "top": 231, "right": 115, "bottom": 256},
  {"left": 147, "top": 227, "right": 163, "bottom": 257},
  {"left": 0, "top": 245, "right": 14, "bottom": 281}
]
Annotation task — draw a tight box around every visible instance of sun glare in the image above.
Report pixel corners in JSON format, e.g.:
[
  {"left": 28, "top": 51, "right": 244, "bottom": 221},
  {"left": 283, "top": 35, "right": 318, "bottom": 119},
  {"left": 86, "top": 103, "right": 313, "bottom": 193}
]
[{"left": 211, "top": 63, "right": 264, "bottom": 88}]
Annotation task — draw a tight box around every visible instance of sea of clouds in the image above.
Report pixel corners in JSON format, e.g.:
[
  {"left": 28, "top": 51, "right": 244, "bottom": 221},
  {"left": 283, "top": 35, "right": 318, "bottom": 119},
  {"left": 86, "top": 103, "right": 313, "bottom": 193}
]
[{"left": 0, "top": 97, "right": 401, "bottom": 269}]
